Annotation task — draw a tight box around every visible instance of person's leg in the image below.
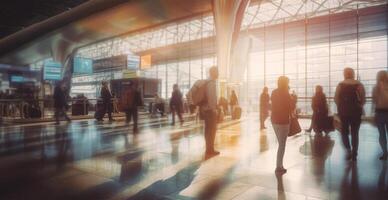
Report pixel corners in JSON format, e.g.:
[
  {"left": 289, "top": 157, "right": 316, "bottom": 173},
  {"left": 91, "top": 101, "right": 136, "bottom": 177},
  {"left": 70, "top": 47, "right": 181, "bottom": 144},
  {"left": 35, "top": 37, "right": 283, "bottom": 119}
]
[
  {"left": 128, "top": 108, "right": 133, "bottom": 123},
  {"left": 204, "top": 112, "right": 213, "bottom": 153},
  {"left": 177, "top": 107, "right": 183, "bottom": 124},
  {"left": 107, "top": 103, "right": 113, "bottom": 120},
  {"left": 125, "top": 109, "right": 130, "bottom": 123},
  {"left": 171, "top": 106, "right": 176, "bottom": 125},
  {"left": 350, "top": 116, "right": 361, "bottom": 160},
  {"left": 133, "top": 108, "right": 138, "bottom": 132},
  {"left": 160, "top": 103, "right": 165, "bottom": 116},
  {"left": 54, "top": 108, "right": 60, "bottom": 124},
  {"left": 207, "top": 111, "right": 218, "bottom": 154},
  {"left": 273, "top": 124, "right": 289, "bottom": 169},
  {"left": 340, "top": 116, "right": 352, "bottom": 159},
  {"left": 376, "top": 113, "right": 388, "bottom": 159}
]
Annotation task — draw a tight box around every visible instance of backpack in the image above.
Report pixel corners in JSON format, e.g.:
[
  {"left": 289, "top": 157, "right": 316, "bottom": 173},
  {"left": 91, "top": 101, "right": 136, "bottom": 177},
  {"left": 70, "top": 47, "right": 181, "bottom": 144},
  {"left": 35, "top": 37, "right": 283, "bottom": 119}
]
[
  {"left": 338, "top": 83, "right": 362, "bottom": 116},
  {"left": 186, "top": 80, "right": 210, "bottom": 106}
]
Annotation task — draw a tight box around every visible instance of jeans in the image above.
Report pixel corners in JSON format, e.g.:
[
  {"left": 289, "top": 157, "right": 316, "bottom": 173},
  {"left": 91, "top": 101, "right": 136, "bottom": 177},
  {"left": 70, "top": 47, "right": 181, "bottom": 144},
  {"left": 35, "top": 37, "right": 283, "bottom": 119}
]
[
  {"left": 340, "top": 115, "right": 361, "bottom": 156},
  {"left": 126, "top": 108, "right": 138, "bottom": 132},
  {"left": 203, "top": 110, "right": 217, "bottom": 153},
  {"left": 375, "top": 112, "right": 388, "bottom": 154},
  {"left": 102, "top": 101, "right": 113, "bottom": 120},
  {"left": 272, "top": 123, "right": 289, "bottom": 168}
]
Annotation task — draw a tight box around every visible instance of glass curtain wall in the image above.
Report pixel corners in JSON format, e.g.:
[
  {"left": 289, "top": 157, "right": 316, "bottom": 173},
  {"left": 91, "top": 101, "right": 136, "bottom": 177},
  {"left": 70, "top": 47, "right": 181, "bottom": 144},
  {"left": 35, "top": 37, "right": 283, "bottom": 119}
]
[{"left": 246, "top": 5, "right": 387, "bottom": 115}]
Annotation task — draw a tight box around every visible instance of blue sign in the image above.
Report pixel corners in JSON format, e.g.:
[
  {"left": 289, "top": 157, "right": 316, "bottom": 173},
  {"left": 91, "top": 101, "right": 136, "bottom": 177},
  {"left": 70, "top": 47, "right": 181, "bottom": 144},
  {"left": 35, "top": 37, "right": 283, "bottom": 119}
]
[
  {"left": 10, "top": 75, "right": 24, "bottom": 83},
  {"left": 127, "top": 55, "right": 140, "bottom": 70},
  {"left": 74, "top": 57, "right": 93, "bottom": 75},
  {"left": 43, "top": 61, "right": 62, "bottom": 80}
]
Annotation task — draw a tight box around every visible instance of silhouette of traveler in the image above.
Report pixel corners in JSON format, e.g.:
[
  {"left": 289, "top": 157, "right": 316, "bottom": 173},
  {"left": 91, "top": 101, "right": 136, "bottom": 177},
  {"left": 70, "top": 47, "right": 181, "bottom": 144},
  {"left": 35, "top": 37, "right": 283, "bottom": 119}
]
[
  {"left": 271, "top": 76, "right": 294, "bottom": 174},
  {"left": 122, "top": 82, "right": 142, "bottom": 133},
  {"left": 260, "top": 87, "right": 270, "bottom": 129},
  {"left": 335, "top": 67, "right": 365, "bottom": 161},
  {"left": 170, "top": 84, "right": 184, "bottom": 126},
  {"left": 53, "top": 81, "right": 71, "bottom": 125},
  {"left": 311, "top": 85, "right": 329, "bottom": 134},
  {"left": 98, "top": 81, "right": 114, "bottom": 122},
  {"left": 230, "top": 90, "right": 238, "bottom": 113},
  {"left": 202, "top": 66, "right": 220, "bottom": 157},
  {"left": 372, "top": 70, "right": 388, "bottom": 160}
]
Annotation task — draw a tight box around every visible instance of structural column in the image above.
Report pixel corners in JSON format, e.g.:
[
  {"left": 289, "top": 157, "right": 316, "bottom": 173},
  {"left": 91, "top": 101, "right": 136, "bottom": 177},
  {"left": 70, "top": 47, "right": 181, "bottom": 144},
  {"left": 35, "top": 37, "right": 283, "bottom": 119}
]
[{"left": 212, "top": 0, "right": 250, "bottom": 97}]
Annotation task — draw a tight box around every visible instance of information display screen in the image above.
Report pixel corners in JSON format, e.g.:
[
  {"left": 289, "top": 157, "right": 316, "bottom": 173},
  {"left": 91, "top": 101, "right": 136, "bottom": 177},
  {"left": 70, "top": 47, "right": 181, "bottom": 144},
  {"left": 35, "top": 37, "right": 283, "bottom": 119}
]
[
  {"left": 43, "top": 61, "right": 62, "bottom": 80},
  {"left": 127, "top": 55, "right": 140, "bottom": 70},
  {"left": 74, "top": 57, "right": 93, "bottom": 75}
]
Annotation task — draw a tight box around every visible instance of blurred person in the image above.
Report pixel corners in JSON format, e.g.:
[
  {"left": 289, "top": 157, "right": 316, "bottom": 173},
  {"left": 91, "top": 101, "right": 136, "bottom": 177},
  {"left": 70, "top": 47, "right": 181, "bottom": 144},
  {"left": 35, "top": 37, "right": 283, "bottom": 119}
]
[
  {"left": 335, "top": 67, "right": 365, "bottom": 161},
  {"left": 372, "top": 70, "right": 388, "bottom": 160},
  {"left": 170, "top": 84, "right": 184, "bottom": 126},
  {"left": 152, "top": 94, "right": 165, "bottom": 117},
  {"left": 97, "top": 81, "right": 114, "bottom": 122},
  {"left": 260, "top": 87, "right": 270, "bottom": 129},
  {"left": 229, "top": 90, "right": 238, "bottom": 113},
  {"left": 53, "top": 81, "right": 71, "bottom": 125},
  {"left": 271, "top": 76, "right": 295, "bottom": 174},
  {"left": 201, "top": 66, "right": 220, "bottom": 157},
  {"left": 121, "top": 82, "right": 143, "bottom": 133},
  {"left": 311, "top": 85, "right": 329, "bottom": 134},
  {"left": 218, "top": 96, "right": 228, "bottom": 116}
]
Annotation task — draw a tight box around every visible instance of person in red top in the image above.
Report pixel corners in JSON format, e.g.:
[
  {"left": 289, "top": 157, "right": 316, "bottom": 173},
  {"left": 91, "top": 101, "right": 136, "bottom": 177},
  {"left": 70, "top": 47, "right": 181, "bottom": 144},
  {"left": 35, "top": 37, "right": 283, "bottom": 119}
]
[{"left": 271, "top": 76, "right": 295, "bottom": 174}]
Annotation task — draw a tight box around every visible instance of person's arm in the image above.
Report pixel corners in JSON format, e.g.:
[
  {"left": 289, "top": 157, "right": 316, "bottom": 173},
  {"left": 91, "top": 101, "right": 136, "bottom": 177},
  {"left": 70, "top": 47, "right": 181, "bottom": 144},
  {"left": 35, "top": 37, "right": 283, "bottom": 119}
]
[
  {"left": 334, "top": 84, "right": 341, "bottom": 106},
  {"left": 358, "top": 83, "right": 366, "bottom": 106}
]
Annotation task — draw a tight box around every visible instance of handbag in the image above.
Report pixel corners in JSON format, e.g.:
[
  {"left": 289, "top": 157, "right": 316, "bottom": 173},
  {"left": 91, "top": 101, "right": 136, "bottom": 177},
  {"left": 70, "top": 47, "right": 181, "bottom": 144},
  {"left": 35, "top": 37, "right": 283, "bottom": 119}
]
[{"left": 289, "top": 116, "right": 301, "bottom": 136}]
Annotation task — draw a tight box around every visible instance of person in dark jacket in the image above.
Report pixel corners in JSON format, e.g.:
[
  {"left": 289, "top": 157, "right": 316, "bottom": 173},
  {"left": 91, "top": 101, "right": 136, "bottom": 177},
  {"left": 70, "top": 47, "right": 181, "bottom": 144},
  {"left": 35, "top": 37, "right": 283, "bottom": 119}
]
[
  {"left": 121, "top": 82, "right": 143, "bottom": 133},
  {"left": 311, "top": 85, "right": 329, "bottom": 134},
  {"left": 53, "top": 81, "right": 71, "bottom": 125},
  {"left": 98, "top": 81, "right": 114, "bottom": 122},
  {"left": 271, "top": 76, "right": 295, "bottom": 174},
  {"left": 335, "top": 67, "right": 365, "bottom": 161},
  {"left": 170, "top": 84, "right": 184, "bottom": 126},
  {"left": 260, "top": 87, "right": 270, "bottom": 129}
]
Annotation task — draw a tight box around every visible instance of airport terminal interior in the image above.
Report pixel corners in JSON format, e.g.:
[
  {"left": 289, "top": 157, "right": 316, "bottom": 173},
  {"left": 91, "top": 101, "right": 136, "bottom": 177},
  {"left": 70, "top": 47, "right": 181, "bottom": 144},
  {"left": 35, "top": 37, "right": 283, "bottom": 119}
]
[{"left": 0, "top": 0, "right": 387, "bottom": 199}]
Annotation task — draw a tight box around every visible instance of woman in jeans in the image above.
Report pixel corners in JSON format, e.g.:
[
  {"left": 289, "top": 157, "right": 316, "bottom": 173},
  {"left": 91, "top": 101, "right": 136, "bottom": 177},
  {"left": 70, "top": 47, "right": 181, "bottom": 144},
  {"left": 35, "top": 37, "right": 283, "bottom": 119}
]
[
  {"left": 271, "top": 76, "right": 295, "bottom": 174},
  {"left": 372, "top": 70, "right": 388, "bottom": 160}
]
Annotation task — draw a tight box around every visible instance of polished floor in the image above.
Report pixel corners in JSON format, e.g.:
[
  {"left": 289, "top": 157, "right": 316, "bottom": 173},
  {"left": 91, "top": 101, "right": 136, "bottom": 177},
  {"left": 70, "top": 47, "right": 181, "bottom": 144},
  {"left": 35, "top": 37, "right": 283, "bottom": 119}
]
[{"left": 0, "top": 113, "right": 387, "bottom": 200}]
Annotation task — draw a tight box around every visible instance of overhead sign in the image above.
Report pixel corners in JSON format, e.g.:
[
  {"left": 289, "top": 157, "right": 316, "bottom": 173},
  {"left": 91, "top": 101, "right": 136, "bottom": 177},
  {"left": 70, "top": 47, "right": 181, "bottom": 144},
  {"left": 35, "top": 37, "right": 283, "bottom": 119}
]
[
  {"left": 93, "top": 55, "right": 127, "bottom": 72},
  {"left": 74, "top": 57, "right": 93, "bottom": 75},
  {"left": 127, "top": 55, "right": 140, "bottom": 70},
  {"left": 122, "top": 70, "right": 139, "bottom": 79},
  {"left": 140, "top": 54, "right": 152, "bottom": 70},
  {"left": 43, "top": 61, "right": 62, "bottom": 80}
]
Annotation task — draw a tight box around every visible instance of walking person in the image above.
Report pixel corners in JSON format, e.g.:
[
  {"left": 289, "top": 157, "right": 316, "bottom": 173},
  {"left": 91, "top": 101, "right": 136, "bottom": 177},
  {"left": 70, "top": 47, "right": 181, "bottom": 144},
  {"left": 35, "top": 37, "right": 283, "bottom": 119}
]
[
  {"left": 311, "top": 85, "right": 329, "bottom": 134},
  {"left": 170, "top": 84, "right": 184, "bottom": 126},
  {"left": 260, "top": 87, "right": 270, "bottom": 130},
  {"left": 271, "top": 76, "right": 295, "bottom": 174},
  {"left": 121, "top": 82, "right": 142, "bottom": 133},
  {"left": 335, "top": 67, "right": 365, "bottom": 161},
  {"left": 53, "top": 81, "right": 71, "bottom": 125},
  {"left": 372, "top": 70, "right": 388, "bottom": 160},
  {"left": 202, "top": 66, "right": 220, "bottom": 157},
  {"left": 229, "top": 90, "right": 238, "bottom": 113},
  {"left": 98, "top": 81, "right": 114, "bottom": 122}
]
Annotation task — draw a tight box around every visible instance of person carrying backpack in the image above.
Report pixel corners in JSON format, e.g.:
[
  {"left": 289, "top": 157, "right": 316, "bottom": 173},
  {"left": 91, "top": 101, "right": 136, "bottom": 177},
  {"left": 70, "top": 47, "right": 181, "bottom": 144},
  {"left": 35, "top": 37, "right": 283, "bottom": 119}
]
[
  {"left": 121, "top": 81, "right": 143, "bottom": 133},
  {"left": 186, "top": 66, "right": 219, "bottom": 158},
  {"left": 335, "top": 67, "right": 365, "bottom": 161},
  {"left": 372, "top": 70, "right": 388, "bottom": 160}
]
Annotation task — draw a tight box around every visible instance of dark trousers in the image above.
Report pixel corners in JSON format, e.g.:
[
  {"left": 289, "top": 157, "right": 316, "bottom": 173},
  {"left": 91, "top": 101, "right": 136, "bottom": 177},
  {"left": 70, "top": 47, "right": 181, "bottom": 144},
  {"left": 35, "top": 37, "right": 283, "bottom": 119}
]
[
  {"left": 55, "top": 107, "right": 70, "bottom": 123},
  {"left": 340, "top": 115, "right": 361, "bottom": 155},
  {"left": 102, "top": 101, "right": 113, "bottom": 120},
  {"left": 171, "top": 105, "right": 183, "bottom": 124},
  {"left": 126, "top": 108, "right": 138, "bottom": 132},
  {"left": 376, "top": 112, "right": 388, "bottom": 154},
  {"left": 204, "top": 110, "right": 217, "bottom": 153}
]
